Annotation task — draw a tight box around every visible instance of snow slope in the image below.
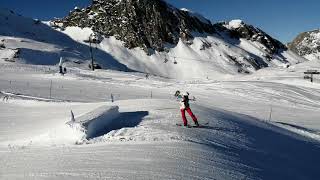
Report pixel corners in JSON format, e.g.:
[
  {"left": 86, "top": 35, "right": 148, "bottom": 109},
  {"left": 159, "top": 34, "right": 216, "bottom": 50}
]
[
  {"left": 61, "top": 26, "right": 304, "bottom": 80},
  {"left": 0, "top": 8, "right": 130, "bottom": 71},
  {"left": 1, "top": 60, "right": 320, "bottom": 179}
]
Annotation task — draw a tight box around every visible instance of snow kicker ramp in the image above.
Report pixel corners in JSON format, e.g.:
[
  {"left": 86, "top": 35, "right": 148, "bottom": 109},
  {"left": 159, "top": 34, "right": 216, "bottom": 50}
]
[
  {"left": 72, "top": 105, "right": 120, "bottom": 139},
  {"left": 0, "top": 98, "right": 120, "bottom": 146}
]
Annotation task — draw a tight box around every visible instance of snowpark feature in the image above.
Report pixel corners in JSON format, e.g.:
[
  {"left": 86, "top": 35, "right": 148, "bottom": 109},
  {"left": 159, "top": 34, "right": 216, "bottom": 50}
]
[{"left": 73, "top": 105, "right": 120, "bottom": 139}]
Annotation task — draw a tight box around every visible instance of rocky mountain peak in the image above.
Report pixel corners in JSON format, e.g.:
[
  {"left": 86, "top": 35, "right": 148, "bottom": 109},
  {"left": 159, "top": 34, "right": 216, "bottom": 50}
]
[
  {"left": 59, "top": 0, "right": 288, "bottom": 57},
  {"left": 61, "top": 0, "right": 215, "bottom": 53},
  {"left": 221, "top": 19, "right": 287, "bottom": 54},
  {"left": 288, "top": 29, "right": 320, "bottom": 59}
]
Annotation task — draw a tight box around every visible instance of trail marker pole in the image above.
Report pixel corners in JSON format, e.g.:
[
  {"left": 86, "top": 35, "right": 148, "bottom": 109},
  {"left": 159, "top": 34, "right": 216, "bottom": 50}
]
[
  {"left": 49, "top": 80, "right": 52, "bottom": 99},
  {"left": 268, "top": 105, "right": 273, "bottom": 122},
  {"left": 111, "top": 93, "right": 114, "bottom": 102}
]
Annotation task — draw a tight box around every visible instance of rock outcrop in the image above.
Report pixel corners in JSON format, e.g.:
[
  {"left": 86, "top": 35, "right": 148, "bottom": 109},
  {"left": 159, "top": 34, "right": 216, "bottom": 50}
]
[
  {"left": 61, "top": 0, "right": 215, "bottom": 53},
  {"left": 288, "top": 29, "right": 320, "bottom": 59}
]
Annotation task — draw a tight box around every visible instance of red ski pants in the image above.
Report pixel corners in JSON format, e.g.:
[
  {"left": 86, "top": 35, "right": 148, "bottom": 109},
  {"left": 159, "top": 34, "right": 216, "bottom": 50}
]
[{"left": 181, "top": 108, "right": 198, "bottom": 126}]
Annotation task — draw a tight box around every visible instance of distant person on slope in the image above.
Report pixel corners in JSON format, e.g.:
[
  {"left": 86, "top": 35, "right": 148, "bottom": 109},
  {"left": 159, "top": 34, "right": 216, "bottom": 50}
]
[{"left": 174, "top": 90, "right": 199, "bottom": 127}]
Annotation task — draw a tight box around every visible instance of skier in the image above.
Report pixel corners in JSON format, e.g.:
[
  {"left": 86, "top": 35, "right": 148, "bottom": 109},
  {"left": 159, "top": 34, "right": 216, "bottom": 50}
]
[
  {"left": 175, "top": 90, "right": 199, "bottom": 127},
  {"left": 59, "top": 57, "right": 64, "bottom": 74},
  {"left": 110, "top": 93, "right": 114, "bottom": 102}
]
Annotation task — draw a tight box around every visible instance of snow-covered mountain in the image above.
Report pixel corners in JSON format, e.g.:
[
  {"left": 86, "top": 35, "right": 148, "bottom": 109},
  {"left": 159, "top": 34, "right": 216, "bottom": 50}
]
[
  {"left": 1, "top": 48, "right": 320, "bottom": 180},
  {"left": 62, "top": 0, "right": 215, "bottom": 52},
  {"left": 0, "top": 8, "right": 130, "bottom": 71},
  {"left": 288, "top": 29, "right": 320, "bottom": 61},
  {"left": 0, "top": 0, "right": 304, "bottom": 79}
]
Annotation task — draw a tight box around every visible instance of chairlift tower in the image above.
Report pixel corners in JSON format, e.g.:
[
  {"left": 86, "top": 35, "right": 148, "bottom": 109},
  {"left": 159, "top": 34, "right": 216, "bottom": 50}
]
[{"left": 89, "top": 33, "right": 95, "bottom": 71}]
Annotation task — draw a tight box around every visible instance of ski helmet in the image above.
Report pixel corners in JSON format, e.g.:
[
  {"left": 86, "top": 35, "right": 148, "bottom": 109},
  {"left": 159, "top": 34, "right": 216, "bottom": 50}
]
[{"left": 174, "top": 90, "right": 180, "bottom": 97}]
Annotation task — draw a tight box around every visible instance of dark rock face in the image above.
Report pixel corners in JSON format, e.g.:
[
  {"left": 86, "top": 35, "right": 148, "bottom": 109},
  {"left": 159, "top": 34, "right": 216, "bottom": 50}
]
[
  {"left": 58, "top": 0, "right": 290, "bottom": 73},
  {"left": 62, "top": 0, "right": 215, "bottom": 53},
  {"left": 288, "top": 29, "right": 320, "bottom": 56},
  {"left": 60, "top": 0, "right": 286, "bottom": 56},
  {"left": 217, "top": 21, "right": 287, "bottom": 54},
  {"left": 233, "top": 26, "right": 286, "bottom": 54}
]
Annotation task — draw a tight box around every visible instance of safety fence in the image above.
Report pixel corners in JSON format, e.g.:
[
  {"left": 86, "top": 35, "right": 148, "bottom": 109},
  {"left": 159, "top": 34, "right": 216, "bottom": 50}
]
[{"left": 0, "top": 79, "right": 160, "bottom": 103}]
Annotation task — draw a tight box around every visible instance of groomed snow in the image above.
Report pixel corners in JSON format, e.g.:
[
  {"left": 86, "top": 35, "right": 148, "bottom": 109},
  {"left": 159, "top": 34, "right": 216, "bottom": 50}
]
[{"left": 1, "top": 60, "right": 320, "bottom": 179}]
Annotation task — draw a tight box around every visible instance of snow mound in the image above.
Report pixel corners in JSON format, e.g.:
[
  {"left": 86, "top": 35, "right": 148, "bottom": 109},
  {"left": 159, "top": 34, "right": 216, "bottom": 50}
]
[
  {"left": 34, "top": 105, "right": 120, "bottom": 145},
  {"left": 3, "top": 104, "right": 120, "bottom": 147},
  {"left": 74, "top": 105, "right": 120, "bottom": 139},
  {"left": 4, "top": 121, "right": 87, "bottom": 148}
]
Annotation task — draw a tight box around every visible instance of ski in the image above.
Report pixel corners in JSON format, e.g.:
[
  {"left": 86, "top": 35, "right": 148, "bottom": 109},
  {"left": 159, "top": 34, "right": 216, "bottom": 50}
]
[
  {"left": 176, "top": 122, "right": 209, "bottom": 128},
  {"left": 176, "top": 123, "right": 191, "bottom": 128}
]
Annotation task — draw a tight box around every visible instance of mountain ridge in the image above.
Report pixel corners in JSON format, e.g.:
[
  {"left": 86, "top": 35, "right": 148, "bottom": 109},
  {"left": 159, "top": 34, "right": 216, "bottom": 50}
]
[
  {"left": 288, "top": 29, "right": 320, "bottom": 61},
  {"left": 59, "top": 0, "right": 287, "bottom": 56},
  {"left": 0, "top": 2, "right": 305, "bottom": 79}
]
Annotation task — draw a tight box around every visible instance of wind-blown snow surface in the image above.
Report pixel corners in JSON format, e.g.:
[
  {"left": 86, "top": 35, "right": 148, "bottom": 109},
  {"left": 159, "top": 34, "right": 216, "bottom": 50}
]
[{"left": 1, "top": 60, "right": 320, "bottom": 179}]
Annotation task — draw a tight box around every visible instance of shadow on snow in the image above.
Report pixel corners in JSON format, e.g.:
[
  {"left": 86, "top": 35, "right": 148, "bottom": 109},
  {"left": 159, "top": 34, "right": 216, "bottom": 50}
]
[
  {"left": 87, "top": 111, "right": 149, "bottom": 139},
  {"left": 187, "top": 106, "right": 320, "bottom": 180}
]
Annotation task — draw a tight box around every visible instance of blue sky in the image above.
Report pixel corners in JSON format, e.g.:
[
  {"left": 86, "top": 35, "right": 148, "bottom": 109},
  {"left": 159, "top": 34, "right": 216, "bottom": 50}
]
[{"left": 1, "top": 0, "right": 319, "bottom": 43}]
